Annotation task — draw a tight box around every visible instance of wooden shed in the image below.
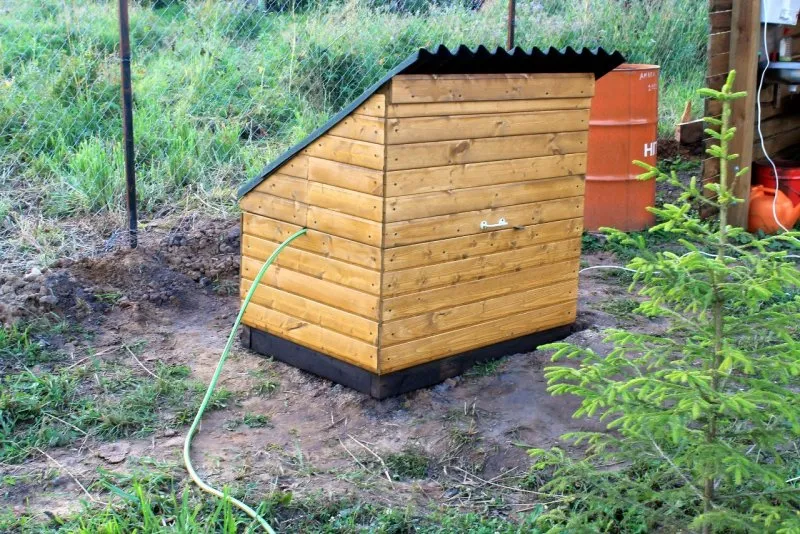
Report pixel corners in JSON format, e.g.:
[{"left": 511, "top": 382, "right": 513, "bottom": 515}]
[
  {"left": 237, "top": 45, "right": 625, "bottom": 398},
  {"left": 705, "top": 0, "right": 800, "bottom": 226}
]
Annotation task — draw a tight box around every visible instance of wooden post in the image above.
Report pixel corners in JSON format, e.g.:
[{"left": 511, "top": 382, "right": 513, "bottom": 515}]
[{"left": 727, "top": 0, "right": 760, "bottom": 228}]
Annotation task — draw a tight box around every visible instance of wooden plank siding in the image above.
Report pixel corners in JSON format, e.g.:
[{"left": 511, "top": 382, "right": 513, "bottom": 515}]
[
  {"left": 240, "top": 96, "right": 388, "bottom": 368},
  {"left": 381, "top": 237, "right": 581, "bottom": 297},
  {"left": 253, "top": 173, "right": 307, "bottom": 202},
  {"left": 385, "top": 153, "right": 586, "bottom": 196},
  {"left": 241, "top": 234, "right": 381, "bottom": 295},
  {"left": 390, "top": 73, "right": 594, "bottom": 103},
  {"left": 308, "top": 158, "right": 383, "bottom": 195},
  {"left": 328, "top": 114, "right": 385, "bottom": 144},
  {"left": 384, "top": 196, "right": 584, "bottom": 247},
  {"left": 384, "top": 218, "right": 583, "bottom": 271},
  {"left": 387, "top": 97, "right": 592, "bottom": 118},
  {"left": 386, "top": 131, "right": 588, "bottom": 170},
  {"left": 355, "top": 94, "right": 386, "bottom": 117},
  {"left": 241, "top": 279, "right": 379, "bottom": 345},
  {"left": 385, "top": 109, "right": 589, "bottom": 144},
  {"left": 303, "top": 135, "right": 385, "bottom": 170},
  {"left": 380, "top": 301, "right": 577, "bottom": 373},
  {"left": 381, "top": 279, "right": 578, "bottom": 346},
  {"left": 241, "top": 256, "right": 381, "bottom": 320},
  {"left": 242, "top": 213, "right": 381, "bottom": 270},
  {"left": 385, "top": 175, "right": 584, "bottom": 222},
  {"left": 239, "top": 71, "right": 597, "bottom": 375},
  {"left": 381, "top": 259, "right": 579, "bottom": 321},
  {"left": 242, "top": 302, "right": 379, "bottom": 371}
]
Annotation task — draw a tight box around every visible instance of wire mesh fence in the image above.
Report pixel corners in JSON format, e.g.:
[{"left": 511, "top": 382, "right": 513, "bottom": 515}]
[{"left": 1, "top": 0, "right": 706, "bottom": 266}]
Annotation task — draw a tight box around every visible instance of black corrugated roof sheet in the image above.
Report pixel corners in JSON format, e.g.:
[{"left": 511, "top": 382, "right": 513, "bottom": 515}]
[{"left": 238, "top": 45, "right": 626, "bottom": 198}]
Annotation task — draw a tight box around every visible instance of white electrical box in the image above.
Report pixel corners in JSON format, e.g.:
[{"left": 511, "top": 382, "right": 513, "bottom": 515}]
[{"left": 762, "top": 0, "right": 800, "bottom": 24}]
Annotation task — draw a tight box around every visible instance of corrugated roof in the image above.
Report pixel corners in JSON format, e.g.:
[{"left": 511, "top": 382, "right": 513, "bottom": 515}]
[{"left": 238, "top": 45, "right": 626, "bottom": 198}]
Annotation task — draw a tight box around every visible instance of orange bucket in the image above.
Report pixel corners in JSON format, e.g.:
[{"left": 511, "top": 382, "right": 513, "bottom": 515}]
[{"left": 585, "top": 64, "right": 659, "bottom": 231}]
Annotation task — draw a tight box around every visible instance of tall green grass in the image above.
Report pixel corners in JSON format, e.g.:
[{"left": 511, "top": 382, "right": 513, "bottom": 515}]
[{"left": 0, "top": 0, "right": 706, "bottom": 217}]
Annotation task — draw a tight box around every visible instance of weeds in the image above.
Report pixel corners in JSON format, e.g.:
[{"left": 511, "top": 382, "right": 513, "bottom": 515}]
[
  {"left": 385, "top": 448, "right": 430, "bottom": 480},
  {"left": 598, "top": 297, "right": 641, "bottom": 322},
  {"left": 465, "top": 357, "right": 505, "bottom": 377},
  {"left": 242, "top": 413, "right": 271, "bottom": 428},
  {"left": 0, "top": 323, "right": 227, "bottom": 463},
  {"left": 249, "top": 367, "right": 280, "bottom": 397}
]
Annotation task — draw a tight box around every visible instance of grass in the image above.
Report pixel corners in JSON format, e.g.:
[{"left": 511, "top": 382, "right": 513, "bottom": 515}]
[
  {"left": 1, "top": 0, "right": 706, "bottom": 224},
  {"left": 1, "top": 455, "right": 547, "bottom": 532},
  {"left": 0, "top": 322, "right": 228, "bottom": 463},
  {"left": 465, "top": 357, "right": 505, "bottom": 377},
  {"left": 599, "top": 297, "right": 641, "bottom": 322},
  {"left": 385, "top": 448, "right": 430, "bottom": 480}
]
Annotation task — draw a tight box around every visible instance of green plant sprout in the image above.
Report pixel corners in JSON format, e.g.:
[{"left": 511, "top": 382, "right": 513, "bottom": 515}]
[{"left": 532, "top": 71, "right": 800, "bottom": 532}]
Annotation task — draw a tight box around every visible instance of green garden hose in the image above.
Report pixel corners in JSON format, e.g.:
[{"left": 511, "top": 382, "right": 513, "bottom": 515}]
[{"left": 183, "top": 227, "right": 308, "bottom": 534}]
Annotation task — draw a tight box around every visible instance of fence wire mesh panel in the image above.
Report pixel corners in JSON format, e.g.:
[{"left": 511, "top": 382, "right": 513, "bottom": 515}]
[{"left": 1, "top": 0, "right": 706, "bottom": 270}]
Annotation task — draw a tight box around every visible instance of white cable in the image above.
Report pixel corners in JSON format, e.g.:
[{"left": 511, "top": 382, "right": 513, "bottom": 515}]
[
  {"left": 756, "top": 0, "right": 791, "bottom": 232},
  {"left": 579, "top": 265, "right": 638, "bottom": 274}
]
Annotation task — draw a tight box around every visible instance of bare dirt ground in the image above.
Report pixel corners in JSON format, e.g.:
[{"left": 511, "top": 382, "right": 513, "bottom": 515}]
[{"left": 1, "top": 214, "right": 666, "bottom": 524}]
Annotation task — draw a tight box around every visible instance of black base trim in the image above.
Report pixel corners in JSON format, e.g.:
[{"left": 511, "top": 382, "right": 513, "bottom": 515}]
[{"left": 241, "top": 324, "right": 573, "bottom": 399}]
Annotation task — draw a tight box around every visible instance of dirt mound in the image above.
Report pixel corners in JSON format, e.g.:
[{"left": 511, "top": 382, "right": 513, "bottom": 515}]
[
  {"left": 0, "top": 216, "right": 240, "bottom": 326},
  {"left": 158, "top": 217, "right": 240, "bottom": 284}
]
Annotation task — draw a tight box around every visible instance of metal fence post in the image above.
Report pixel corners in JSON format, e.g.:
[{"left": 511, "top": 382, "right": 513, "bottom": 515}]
[
  {"left": 118, "top": 0, "right": 138, "bottom": 248},
  {"left": 506, "top": 0, "right": 516, "bottom": 50}
]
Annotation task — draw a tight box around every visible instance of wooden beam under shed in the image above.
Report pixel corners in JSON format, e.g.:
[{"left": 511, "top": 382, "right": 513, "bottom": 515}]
[{"left": 727, "top": 0, "right": 760, "bottom": 228}]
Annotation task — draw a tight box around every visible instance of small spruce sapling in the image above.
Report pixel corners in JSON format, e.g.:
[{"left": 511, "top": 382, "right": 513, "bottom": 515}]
[{"left": 533, "top": 71, "right": 800, "bottom": 532}]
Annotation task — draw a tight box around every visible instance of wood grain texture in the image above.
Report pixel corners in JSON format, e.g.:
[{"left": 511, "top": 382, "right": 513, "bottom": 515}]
[
  {"left": 356, "top": 94, "right": 386, "bottom": 117},
  {"left": 275, "top": 154, "right": 308, "bottom": 178},
  {"left": 384, "top": 218, "right": 583, "bottom": 271},
  {"left": 243, "top": 302, "right": 378, "bottom": 371},
  {"left": 380, "top": 301, "right": 576, "bottom": 372},
  {"left": 308, "top": 157, "right": 383, "bottom": 195},
  {"left": 386, "top": 175, "right": 584, "bottom": 222},
  {"left": 727, "top": 0, "right": 760, "bottom": 227},
  {"left": 382, "top": 237, "right": 581, "bottom": 296},
  {"left": 390, "top": 73, "right": 594, "bottom": 103},
  {"left": 710, "top": 10, "right": 732, "bottom": 31},
  {"left": 709, "top": 0, "right": 732, "bottom": 11},
  {"left": 385, "top": 153, "right": 586, "bottom": 196},
  {"left": 386, "top": 131, "right": 587, "bottom": 171},
  {"left": 387, "top": 98, "right": 591, "bottom": 118},
  {"left": 242, "top": 212, "right": 380, "bottom": 270},
  {"left": 303, "top": 135, "right": 385, "bottom": 170},
  {"left": 307, "top": 182, "right": 383, "bottom": 222},
  {"left": 382, "top": 259, "right": 579, "bottom": 321},
  {"left": 328, "top": 113, "right": 385, "bottom": 143},
  {"left": 307, "top": 205, "right": 383, "bottom": 247},
  {"left": 384, "top": 196, "right": 584, "bottom": 247},
  {"left": 708, "top": 52, "right": 730, "bottom": 77},
  {"left": 753, "top": 127, "right": 800, "bottom": 160},
  {"left": 241, "top": 279, "right": 378, "bottom": 344},
  {"left": 709, "top": 31, "right": 731, "bottom": 56},
  {"left": 240, "top": 192, "right": 307, "bottom": 226},
  {"left": 756, "top": 113, "right": 800, "bottom": 139},
  {"left": 381, "top": 279, "right": 577, "bottom": 346},
  {"left": 242, "top": 233, "right": 381, "bottom": 295},
  {"left": 253, "top": 173, "right": 307, "bottom": 202},
  {"left": 386, "top": 109, "right": 589, "bottom": 144},
  {"left": 241, "top": 256, "right": 380, "bottom": 319}
]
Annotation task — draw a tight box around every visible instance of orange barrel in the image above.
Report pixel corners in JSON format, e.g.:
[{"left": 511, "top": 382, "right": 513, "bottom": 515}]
[{"left": 584, "top": 64, "right": 659, "bottom": 231}]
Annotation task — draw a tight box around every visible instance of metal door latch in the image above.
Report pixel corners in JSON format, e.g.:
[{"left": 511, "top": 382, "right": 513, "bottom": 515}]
[{"left": 480, "top": 217, "right": 508, "bottom": 230}]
